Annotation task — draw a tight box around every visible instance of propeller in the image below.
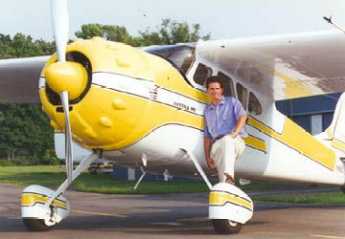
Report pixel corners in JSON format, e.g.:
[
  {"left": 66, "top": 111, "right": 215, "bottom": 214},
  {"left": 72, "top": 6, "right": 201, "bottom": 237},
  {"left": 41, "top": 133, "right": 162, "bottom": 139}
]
[
  {"left": 50, "top": 0, "right": 73, "bottom": 184},
  {"left": 51, "top": 0, "right": 69, "bottom": 62}
]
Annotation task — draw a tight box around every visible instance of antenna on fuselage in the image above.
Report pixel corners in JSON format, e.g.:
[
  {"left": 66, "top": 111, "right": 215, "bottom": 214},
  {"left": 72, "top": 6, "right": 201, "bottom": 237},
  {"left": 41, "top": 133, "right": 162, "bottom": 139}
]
[{"left": 323, "top": 16, "right": 345, "bottom": 34}]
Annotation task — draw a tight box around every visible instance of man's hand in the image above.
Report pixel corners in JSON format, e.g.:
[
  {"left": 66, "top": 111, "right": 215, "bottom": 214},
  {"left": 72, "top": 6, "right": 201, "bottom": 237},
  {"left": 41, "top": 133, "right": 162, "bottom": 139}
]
[
  {"left": 207, "top": 158, "right": 216, "bottom": 169},
  {"left": 231, "top": 115, "right": 247, "bottom": 138},
  {"left": 230, "top": 131, "right": 239, "bottom": 138}
]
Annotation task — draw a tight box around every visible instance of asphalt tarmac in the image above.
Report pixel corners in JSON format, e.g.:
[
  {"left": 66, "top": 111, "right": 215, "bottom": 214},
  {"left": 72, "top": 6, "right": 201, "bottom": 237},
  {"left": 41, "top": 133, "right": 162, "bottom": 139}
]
[{"left": 0, "top": 184, "right": 344, "bottom": 239}]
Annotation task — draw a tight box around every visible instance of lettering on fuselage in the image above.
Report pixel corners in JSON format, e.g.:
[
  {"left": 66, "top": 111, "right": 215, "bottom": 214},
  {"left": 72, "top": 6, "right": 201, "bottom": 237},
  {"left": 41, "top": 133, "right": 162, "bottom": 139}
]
[
  {"left": 173, "top": 102, "right": 196, "bottom": 113},
  {"left": 149, "top": 85, "right": 159, "bottom": 101}
]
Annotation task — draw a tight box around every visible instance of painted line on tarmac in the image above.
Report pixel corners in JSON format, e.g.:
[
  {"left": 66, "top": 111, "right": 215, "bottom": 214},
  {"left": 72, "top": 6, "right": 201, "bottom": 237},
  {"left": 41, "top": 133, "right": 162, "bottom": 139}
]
[
  {"left": 73, "top": 209, "right": 127, "bottom": 218},
  {"left": 311, "top": 234, "right": 345, "bottom": 239},
  {"left": 150, "top": 222, "right": 183, "bottom": 226}
]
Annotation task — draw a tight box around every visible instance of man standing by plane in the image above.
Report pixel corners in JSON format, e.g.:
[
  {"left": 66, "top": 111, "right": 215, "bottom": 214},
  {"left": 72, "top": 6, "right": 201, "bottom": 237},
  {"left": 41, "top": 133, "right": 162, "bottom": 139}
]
[{"left": 204, "top": 77, "right": 247, "bottom": 184}]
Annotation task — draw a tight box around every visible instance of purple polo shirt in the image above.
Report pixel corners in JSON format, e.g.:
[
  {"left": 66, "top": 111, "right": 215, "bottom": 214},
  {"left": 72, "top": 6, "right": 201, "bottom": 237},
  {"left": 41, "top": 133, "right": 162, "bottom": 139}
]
[{"left": 204, "top": 96, "right": 248, "bottom": 140}]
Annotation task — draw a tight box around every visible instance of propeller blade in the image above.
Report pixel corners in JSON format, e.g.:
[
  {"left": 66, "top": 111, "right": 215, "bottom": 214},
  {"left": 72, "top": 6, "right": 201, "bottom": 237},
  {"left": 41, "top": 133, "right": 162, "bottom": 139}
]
[
  {"left": 51, "top": 0, "right": 69, "bottom": 62},
  {"left": 60, "top": 91, "right": 73, "bottom": 184}
]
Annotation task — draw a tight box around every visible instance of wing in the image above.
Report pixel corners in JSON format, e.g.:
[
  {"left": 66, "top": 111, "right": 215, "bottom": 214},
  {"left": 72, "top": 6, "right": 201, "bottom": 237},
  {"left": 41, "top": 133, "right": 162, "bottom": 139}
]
[
  {"left": 197, "top": 30, "right": 345, "bottom": 101},
  {"left": 0, "top": 56, "right": 49, "bottom": 103}
]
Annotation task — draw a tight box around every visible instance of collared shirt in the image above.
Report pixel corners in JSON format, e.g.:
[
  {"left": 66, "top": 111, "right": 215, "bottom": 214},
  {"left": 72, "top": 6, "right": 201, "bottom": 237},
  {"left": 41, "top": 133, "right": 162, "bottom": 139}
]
[{"left": 204, "top": 96, "right": 248, "bottom": 140}]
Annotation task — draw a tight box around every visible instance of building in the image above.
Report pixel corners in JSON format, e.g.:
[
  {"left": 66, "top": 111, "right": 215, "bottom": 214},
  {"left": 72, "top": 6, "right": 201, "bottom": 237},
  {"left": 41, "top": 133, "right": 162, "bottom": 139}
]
[{"left": 276, "top": 93, "right": 341, "bottom": 134}]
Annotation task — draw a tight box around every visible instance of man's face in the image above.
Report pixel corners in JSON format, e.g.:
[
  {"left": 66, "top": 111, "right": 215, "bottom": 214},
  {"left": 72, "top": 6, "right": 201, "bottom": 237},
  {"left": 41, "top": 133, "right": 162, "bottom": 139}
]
[{"left": 207, "top": 82, "right": 224, "bottom": 102}]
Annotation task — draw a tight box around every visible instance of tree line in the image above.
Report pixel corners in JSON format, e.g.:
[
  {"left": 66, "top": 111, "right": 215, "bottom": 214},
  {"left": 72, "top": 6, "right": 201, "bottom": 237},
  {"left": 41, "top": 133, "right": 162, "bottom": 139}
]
[{"left": 0, "top": 19, "right": 210, "bottom": 165}]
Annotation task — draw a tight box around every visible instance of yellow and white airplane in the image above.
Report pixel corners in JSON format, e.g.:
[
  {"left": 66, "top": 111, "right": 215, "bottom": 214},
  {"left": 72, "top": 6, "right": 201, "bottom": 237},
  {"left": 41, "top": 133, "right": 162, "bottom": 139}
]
[{"left": 1, "top": 0, "right": 345, "bottom": 234}]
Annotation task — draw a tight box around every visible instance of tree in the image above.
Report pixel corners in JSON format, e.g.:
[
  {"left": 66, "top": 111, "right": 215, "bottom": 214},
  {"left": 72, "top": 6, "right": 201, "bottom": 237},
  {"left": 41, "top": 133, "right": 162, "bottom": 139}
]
[
  {"left": 0, "top": 104, "right": 56, "bottom": 164},
  {"left": 139, "top": 18, "right": 210, "bottom": 45},
  {"left": 0, "top": 33, "right": 55, "bottom": 59},
  {"left": 75, "top": 19, "right": 211, "bottom": 46}
]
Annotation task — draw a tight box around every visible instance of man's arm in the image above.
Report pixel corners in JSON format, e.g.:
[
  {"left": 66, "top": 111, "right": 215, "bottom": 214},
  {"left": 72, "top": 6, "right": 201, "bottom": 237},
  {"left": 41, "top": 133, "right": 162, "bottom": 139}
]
[
  {"left": 204, "top": 136, "right": 215, "bottom": 169},
  {"left": 231, "top": 115, "right": 247, "bottom": 138}
]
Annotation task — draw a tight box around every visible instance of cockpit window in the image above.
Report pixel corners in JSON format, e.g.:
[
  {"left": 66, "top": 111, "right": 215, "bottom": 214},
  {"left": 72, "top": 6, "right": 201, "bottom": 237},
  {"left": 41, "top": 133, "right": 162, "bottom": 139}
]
[
  {"left": 236, "top": 83, "right": 248, "bottom": 110},
  {"left": 194, "top": 63, "right": 212, "bottom": 86},
  {"left": 145, "top": 45, "right": 195, "bottom": 75},
  {"left": 248, "top": 92, "right": 262, "bottom": 115}
]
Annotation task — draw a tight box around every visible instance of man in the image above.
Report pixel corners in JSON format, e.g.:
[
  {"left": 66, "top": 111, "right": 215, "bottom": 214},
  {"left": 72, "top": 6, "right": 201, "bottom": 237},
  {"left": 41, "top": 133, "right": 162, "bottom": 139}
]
[{"left": 204, "top": 77, "right": 247, "bottom": 184}]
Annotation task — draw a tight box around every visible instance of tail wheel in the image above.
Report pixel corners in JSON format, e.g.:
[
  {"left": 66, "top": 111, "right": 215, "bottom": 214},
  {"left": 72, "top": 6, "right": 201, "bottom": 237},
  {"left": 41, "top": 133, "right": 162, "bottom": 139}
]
[
  {"left": 212, "top": 219, "right": 242, "bottom": 234},
  {"left": 22, "top": 218, "right": 56, "bottom": 231}
]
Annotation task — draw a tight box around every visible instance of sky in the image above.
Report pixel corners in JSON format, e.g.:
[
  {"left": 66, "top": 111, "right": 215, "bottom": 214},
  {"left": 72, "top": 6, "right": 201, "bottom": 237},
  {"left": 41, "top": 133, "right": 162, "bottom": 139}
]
[{"left": 1, "top": 0, "right": 345, "bottom": 41}]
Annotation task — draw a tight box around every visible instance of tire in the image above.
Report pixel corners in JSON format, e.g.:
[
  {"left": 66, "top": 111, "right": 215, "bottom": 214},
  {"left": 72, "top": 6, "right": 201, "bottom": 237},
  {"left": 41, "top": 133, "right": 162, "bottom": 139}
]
[
  {"left": 22, "top": 218, "right": 53, "bottom": 231},
  {"left": 212, "top": 219, "right": 242, "bottom": 234}
]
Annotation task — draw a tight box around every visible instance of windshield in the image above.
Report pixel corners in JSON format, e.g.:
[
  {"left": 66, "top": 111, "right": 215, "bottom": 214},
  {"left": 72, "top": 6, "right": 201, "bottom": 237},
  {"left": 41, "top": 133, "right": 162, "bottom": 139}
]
[{"left": 145, "top": 45, "right": 195, "bottom": 75}]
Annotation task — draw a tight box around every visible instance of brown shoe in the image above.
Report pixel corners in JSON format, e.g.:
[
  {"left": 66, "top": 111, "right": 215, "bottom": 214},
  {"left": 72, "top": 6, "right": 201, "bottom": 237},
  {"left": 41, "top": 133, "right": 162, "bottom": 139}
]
[{"left": 224, "top": 173, "right": 235, "bottom": 185}]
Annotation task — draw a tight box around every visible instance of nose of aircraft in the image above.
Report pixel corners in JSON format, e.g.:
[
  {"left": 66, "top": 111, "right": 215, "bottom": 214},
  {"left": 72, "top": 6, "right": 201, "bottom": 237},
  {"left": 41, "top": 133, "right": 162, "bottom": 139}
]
[{"left": 45, "top": 61, "right": 88, "bottom": 100}]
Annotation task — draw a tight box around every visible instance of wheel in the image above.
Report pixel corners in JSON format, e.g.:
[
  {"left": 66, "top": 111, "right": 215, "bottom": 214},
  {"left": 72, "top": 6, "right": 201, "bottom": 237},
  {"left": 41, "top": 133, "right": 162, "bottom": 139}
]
[
  {"left": 212, "top": 219, "right": 242, "bottom": 234},
  {"left": 22, "top": 218, "right": 55, "bottom": 231}
]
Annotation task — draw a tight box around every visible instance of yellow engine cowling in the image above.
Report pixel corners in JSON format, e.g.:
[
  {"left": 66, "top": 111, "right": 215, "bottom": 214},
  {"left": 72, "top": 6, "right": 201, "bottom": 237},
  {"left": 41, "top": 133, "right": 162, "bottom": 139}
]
[{"left": 39, "top": 38, "right": 203, "bottom": 151}]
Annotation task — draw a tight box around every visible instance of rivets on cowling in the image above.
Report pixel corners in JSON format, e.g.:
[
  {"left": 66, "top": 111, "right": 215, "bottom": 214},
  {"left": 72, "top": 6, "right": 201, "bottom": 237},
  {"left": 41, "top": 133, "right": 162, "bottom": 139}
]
[
  {"left": 112, "top": 98, "right": 127, "bottom": 110},
  {"left": 99, "top": 116, "right": 113, "bottom": 128}
]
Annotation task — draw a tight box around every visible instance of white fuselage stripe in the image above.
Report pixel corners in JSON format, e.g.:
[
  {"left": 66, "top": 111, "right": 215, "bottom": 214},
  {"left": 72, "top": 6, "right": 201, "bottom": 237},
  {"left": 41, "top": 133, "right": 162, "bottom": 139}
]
[{"left": 92, "top": 72, "right": 206, "bottom": 116}]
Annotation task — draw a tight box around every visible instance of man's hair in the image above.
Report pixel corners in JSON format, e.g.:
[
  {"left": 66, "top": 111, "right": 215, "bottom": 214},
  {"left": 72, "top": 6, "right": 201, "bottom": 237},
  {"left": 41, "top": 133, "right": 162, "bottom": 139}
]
[{"left": 206, "top": 76, "right": 224, "bottom": 89}]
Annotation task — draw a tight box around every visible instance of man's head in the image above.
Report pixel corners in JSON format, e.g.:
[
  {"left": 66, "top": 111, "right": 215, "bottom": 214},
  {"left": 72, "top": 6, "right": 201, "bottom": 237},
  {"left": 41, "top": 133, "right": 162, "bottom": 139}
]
[{"left": 206, "top": 76, "right": 224, "bottom": 103}]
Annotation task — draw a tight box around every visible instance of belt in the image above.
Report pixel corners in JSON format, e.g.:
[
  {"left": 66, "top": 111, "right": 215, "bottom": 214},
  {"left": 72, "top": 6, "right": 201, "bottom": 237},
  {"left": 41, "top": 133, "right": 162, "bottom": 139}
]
[
  {"left": 213, "top": 134, "right": 227, "bottom": 141},
  {"left": 213, "top": 134, "right": 243, "bottom": 142}
]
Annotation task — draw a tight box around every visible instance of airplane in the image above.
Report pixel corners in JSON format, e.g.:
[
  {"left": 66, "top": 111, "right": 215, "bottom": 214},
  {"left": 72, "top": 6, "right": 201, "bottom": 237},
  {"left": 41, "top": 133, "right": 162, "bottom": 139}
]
[{"left": 1, "top": 0, "right": 345, "bottom": 234}]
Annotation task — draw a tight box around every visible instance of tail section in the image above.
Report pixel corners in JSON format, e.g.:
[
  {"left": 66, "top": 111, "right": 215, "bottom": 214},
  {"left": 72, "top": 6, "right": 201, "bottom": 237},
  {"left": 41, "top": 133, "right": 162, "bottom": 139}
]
[{"left": 325, "top": 92, "right": 345, "bottom": 154}]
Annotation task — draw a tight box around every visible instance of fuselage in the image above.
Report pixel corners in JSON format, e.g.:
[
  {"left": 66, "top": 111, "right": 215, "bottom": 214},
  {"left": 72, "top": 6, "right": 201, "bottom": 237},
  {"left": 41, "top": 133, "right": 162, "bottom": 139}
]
[{"left": 40, "top": 38, "right": 345, "bottom": 186}]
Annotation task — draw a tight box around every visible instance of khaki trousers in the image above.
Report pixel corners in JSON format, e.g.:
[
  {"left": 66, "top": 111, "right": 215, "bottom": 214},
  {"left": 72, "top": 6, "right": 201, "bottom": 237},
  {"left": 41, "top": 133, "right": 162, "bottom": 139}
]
[{"left": 210, "top": 135, "right": 245, "bottom": 182}]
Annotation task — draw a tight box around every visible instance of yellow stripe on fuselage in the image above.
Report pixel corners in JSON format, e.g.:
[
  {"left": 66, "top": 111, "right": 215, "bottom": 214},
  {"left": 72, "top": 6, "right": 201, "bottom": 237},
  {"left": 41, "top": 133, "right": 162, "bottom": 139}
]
[
  {"left": 244, "top": 135, "right": 267, "bottom": 153},
  {"left": 247, "top": 117, "right": 336, "bottom": 170}
]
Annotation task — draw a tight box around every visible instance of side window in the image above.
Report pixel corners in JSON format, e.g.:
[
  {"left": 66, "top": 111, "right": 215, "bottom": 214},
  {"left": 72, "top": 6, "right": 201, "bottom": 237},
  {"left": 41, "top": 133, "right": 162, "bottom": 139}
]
[
  {"left": 193, "top": 63, "right": 212, "bottom": 86},
  {"left": 248, "top": 92, "right": 262, "bottom": 115},
  {"left": 217, "top": 72, "right": 235, "bottom": 97},
  {"left": 236, "top": 83, "right": 248, "bottom": 110}
]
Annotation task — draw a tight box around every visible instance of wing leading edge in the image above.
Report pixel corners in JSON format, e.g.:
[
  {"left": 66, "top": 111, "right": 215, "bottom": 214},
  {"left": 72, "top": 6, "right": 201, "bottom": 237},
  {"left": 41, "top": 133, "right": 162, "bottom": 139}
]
[{"left": 0, "top": 56, "right": 49, "bottom": 103}]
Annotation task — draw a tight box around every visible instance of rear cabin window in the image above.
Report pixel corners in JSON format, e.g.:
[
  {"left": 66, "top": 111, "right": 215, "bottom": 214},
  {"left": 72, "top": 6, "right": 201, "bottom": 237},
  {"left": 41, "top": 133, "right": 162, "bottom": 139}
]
[
  {"left": 236, "top": 83, "right": 248, "bottom": 110},
  {"left": 194, "top": 63, "right": 212, "bottom": 86},
  {"left": 217, "top": 72, "right": 235, "bottom": 97},
  {"left": 248, "top": 92, "right": 262, "bottom": 115}
]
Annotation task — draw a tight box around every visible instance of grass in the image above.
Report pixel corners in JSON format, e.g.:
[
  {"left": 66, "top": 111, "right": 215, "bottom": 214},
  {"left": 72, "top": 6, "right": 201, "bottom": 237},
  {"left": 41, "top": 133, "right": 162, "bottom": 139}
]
[
  {"left": 253, "top": 192, "right": 345, "bottom": 205},
  {"left": 0, "top": 165, "right": 344, "bottom": 205},
  {"left": 0, "top": 165, "right": 208, "bottom": 194},
  {"left": 0, "top": 165, "right": 65, "bottom": 188}
]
